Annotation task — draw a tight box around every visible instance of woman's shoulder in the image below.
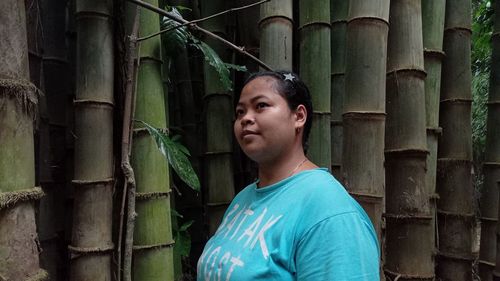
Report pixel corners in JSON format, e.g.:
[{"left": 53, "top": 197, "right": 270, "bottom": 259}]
[
  {"left": 295, "top": 169, "right": 355, "bottom": 208},
  {"left": 291, "top": 168, "right": 371, "bottom": 227}
]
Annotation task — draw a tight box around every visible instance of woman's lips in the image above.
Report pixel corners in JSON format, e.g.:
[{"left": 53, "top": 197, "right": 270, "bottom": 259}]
[{"left": 241, "top": 130, "right": 258, "bottom": 139}]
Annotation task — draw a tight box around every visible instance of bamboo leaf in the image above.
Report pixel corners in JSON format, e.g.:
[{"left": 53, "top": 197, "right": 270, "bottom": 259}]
[{"left": 136, "top": 120, "right": 201, "bottom": 191}]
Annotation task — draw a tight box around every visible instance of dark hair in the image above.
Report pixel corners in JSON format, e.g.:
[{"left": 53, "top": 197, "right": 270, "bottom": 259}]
[{"left": 243, "top": 70, "right": 313, "bottom": 151}]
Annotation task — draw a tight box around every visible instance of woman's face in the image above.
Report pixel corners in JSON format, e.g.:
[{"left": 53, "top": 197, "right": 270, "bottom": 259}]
[{"left": 234, "top": 76, "right": 299, "bottom": 163}]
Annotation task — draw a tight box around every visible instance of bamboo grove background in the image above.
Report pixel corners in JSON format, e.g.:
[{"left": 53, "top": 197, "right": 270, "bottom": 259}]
[{"left": 0, "top": 0, "right": 499, "bottom": 280}]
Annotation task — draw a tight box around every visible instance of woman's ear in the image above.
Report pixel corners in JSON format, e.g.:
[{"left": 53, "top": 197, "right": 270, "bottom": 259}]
[{"left": 295, "top": 104, "right": 307, "bottom": 129}]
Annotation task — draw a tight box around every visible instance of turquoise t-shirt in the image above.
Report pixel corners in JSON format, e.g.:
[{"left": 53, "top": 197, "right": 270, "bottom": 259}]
[{"left": 197, "top": 168, "right": 380, "bottom": 281}]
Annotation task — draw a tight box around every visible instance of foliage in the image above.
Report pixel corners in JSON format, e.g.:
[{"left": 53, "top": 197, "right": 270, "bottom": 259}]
[
  {"left": 472, "top": 72, "right": 488, "bottom": 191},
  {"left": 137, "top": 120, "right": 200, "bottom": 191},
  {"left": 472, "top": 0, "right": 493, "bottom": 74},
  {"left": 161, "top": 7, "right": 247, "bottom": 91},
  {"left": 171, "top": 209, "right": 194, "bottom": 258},
  {"left": 471, "top": 0, "right": 492, "bottom": 189}
]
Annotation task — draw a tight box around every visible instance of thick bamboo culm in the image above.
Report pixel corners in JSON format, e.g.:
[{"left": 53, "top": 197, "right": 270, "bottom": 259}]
[
  {"left": 421, "top": 0, "right": 446, "bottom": 273},
  {"left": 330, "top": 0, "right": 347, "bottom": 179},
  {"left": 299, "top": 0, "right": 331, "bottom": 169},
  {"left": 343, "top": 0, "right": 388, "bottom": 248},
  {"left": 129, "top": 0, "right": 175, "bottom": 280},
  {"left": 385, "top": 1, "right": 434, "bottom": 280},
  {"left": 0, "top": 0, "right": 45, "bottom": 279},
  {"left": 236, "top": 0, "right": 260, "bottom": 73},
  {"left": 200, "top": 0, "right": 235, "bottom": 235},
  {"left": 436, "top": 0, "right": 474, "bottom": 280},
  {"left": 486, "top": 2, "right": 500, "bottom": 280},
  {"left": 70, "top": 0, "right": 114, "bottom": 279},
  {"left": 259, "top": 0, "right": 293, "bottom": 70}
]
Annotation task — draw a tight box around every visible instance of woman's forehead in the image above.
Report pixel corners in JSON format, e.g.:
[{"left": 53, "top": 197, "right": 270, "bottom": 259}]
[{"left": 239, "top": 78, "right": 282, "bottom": 102}]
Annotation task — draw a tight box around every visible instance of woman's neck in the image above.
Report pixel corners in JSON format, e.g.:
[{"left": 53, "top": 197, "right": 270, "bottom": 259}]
[{"left": 257, "top": 148, "right": 312, "bottom": 187}]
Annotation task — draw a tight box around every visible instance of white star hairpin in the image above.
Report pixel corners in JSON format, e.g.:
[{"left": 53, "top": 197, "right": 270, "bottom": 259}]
[{"left": 283, "top": 73, "right": 295, "bottom": 82}]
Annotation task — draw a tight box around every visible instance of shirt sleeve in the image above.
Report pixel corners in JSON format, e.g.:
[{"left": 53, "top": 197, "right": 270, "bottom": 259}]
[{"left": 295, "top": 212, "right": 380, "bottom": 281}]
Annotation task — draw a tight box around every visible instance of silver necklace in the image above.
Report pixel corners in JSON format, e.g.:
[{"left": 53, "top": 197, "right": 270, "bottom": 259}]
[{"left": 289, "top": 158, "right": 308, "bottom": 177}]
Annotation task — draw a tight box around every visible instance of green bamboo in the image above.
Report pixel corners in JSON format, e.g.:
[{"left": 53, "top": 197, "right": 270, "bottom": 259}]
[
  {"left": 483, "top": 1, "right": 500, "bottom": 280},
  {"left": 260, "top": 0, "right": 293, "bottom": 70},
  {"left": 200, "top": 0, "right": 236, "bottom": 235},
  {"left": 70, "top": 0, "right": 114, "bottom": 280},
  {"left": 422, "top": 0, "right": 446, "bottom": 276},
  {"left": 299, "top": 0, "right": 331, "bottom": 168},
  {"left": 385, "top": 1, "right": 434, "bottom": 280},
  {"left": 330, "top": 0, "right": 347, "bottom": 180},
  {"left": 234, "top": 0, "right": 260, "bottom": 75},
  {"left": 128, "top": 0, "right": 174, "bottom": 280},
  {"left": 0, "top": 0, "right": 46, "bottom": 279},
  {"left": 437, "top": 0, "right": 474, "bottom": 280},
  {"left": 343, "top": 0, "right": 388, "bottom": 249}
]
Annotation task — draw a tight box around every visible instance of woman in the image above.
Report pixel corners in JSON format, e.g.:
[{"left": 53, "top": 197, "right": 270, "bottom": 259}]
[{"left": 197, "top": 71, "right": 380, "bottom": 280}]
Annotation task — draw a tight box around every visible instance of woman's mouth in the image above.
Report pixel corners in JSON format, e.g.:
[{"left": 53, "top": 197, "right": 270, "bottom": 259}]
[{"left": 241, "top": 130, "right": 258, "bottom": 139}]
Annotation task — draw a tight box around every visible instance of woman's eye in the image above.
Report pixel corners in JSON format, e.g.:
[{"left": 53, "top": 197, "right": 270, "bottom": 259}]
[
  {"left": 256, "top": 102, "right": 268, "bottom": 109},
  {"left": 235, "top": 109, "right": 244, "bottom": 116}
]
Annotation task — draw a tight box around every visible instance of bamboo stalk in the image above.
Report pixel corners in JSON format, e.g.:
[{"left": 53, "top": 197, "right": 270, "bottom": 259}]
[
  {"left": 0, "top": 0, "right": 45, "bottom": 279},
  {"left": 483, "top": 2, "right": 500, "bottom": 280},
  {"left": 330, "top": 0, "right": 347, "bottom": 179},
  {"left": 127, "top": 0, "right": 175, "bottom": 279},
  {"left": 421, "top": 1, "right": 446, "bottom": 278},
  {"left": 343, "top": 0, "right": 389, "bottom": 253},
  {"left": 70, "top": 0, "right": 115, "bottom": 279},
  {"left": 385, "top": 1, "right": 434, "bottom": 280},
  {"left": 299, "top": 0, "right": 331, "bottom": 168},
  {"left": 259, "top": 0, "right": 293, "bottom": 70},
  {"left": 118, "top": 7, "right": 140, "bottom": 281},
  {"left": 437, "top": 0, "right": 474, "bottom": 280},
  {"left": 27, "top": 0, "right": 64, "bottom": 279},
  {"left": 199, "top": 0, "right": 236, "bottom": 236}
]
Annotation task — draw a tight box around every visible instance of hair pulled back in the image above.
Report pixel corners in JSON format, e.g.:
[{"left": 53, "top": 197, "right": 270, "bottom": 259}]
[{"left": 243, "top": 70, "right": 313, "bottom": 151}]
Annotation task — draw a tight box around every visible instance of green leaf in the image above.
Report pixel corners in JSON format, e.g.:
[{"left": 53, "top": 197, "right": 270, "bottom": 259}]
[
  {"left": 172, "top": 139, "right": 191, "bottom": 156},
  {"left": 225, "top": 63, "right": 247, "bottom": 72},
  {"left": 174, "top": 230, "right": 192, "bottom": 258},
  {"left": 136, "top": 120, "right": 201, "bottom": 191},
  {"left": 161, "top": 7, "right": 190, "bottom": 57},
  {"left": 171, "top": 134, "right": 182, "bottom": 142},
  {"left": 174, "top": 5, "right": 192, "bottom": 12},
  {"left": 171, "top": 208, "right": 183, "bottom": 219},
  {"left": 179, "top": 220, "right": 194, "bottom": 232},
  {"left": 191, "top": 40, "right": 233, "bottom": 90}
]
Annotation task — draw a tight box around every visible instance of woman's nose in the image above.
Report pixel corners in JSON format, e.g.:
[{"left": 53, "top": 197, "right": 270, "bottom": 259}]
[{"left": 240, "top": 112, "right": 255, "bottom": 126}]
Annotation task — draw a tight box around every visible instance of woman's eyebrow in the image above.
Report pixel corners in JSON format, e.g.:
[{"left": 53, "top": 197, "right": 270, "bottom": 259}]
[
  {"left": 237, "top": 95, "right": 269, "bottom": 107},
  {"left": 250, "top": 95, "right": 269, "bottom": 102}
]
